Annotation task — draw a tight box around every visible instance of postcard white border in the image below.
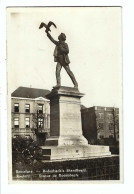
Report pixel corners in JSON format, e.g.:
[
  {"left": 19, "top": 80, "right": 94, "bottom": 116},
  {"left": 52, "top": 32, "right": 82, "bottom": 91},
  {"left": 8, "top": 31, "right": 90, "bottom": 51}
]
[{"left": 1, "top": 0, "right": 134, "bottom": 194}]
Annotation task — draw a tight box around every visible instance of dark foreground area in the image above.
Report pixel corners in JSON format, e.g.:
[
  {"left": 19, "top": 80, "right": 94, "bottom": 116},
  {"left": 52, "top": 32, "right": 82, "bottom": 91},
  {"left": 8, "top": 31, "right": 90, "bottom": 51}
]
[
  {"left": 12, "top": 155, "right": 119, "bottom": 181},
  {"left": 12, "top": 137, "right": 120, "bottom": 181}
]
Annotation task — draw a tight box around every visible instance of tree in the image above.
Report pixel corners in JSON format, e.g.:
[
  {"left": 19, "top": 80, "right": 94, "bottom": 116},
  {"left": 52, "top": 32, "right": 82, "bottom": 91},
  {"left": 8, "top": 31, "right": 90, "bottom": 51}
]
[
  {"left": 32, "top": 110, "right": 44, "bottom": 135},
  {"left": 12, "top": 136, "right": 42, "bottom": 166},
  {"left": 32, "top": 110, "right": 49, "bottom": 145},
  {"left": 112, "top": 108, "right": 119, "bottom": 144}
]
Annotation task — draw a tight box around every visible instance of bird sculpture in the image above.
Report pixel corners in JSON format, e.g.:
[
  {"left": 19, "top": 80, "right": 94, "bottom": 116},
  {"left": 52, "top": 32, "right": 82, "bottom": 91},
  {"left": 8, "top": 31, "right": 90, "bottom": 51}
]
[{"left": 39, "top": 21, "right": 57, "bottom": 33}]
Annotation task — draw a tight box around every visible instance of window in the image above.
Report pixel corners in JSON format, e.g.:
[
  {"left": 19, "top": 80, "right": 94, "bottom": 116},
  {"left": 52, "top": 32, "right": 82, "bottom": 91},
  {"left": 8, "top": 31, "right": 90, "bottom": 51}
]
[
  {"left": 100, "top": 135, "right": 104, "bottom": 139},
  {"left": 109, "top": 123, "right": 113, "bottom": 130},
  {"left": 108, "top": 113, "right": 113, "bottom": 119},
  {"left": 109, "top": 135, "right": 113, "bottom": 138},
  {"left": 14, "top": 103, "right": 19, "bottom": 112},
  {"left": 38, "top": 118, "right": 44, "bottom": 128},
  {"left": 38, "top": 104, "right": 43, "bottom": 113},
  {"left": 14, "top": 118, "right": 19, "bottom": 128},
  {"left": 14, "top": 135, "right": 19, "bottom": 138},
  {"left": 25, "top": 135, "right": 30, "bottom": 139},
  {"left": 25, "top": 104, "right": 30, "bottom": 113},
  {"left": 98, "top": 113, "right": 104, "bottom": 119},
  {"left": 98, "top": 123, "right": 104, "bottom": 130},
  {"left": 25, "top": 117, "right": 30, "bottom": 128}
]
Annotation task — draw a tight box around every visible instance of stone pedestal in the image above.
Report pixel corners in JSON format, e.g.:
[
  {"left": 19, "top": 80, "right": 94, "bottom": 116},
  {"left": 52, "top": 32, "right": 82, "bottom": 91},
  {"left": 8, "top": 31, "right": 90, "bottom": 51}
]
[
  {"left": 41, "top": 86, "right": 111, "bottom": 160},
  {"left": 45, "top": 86, "right": 88, "bottom": 146}
]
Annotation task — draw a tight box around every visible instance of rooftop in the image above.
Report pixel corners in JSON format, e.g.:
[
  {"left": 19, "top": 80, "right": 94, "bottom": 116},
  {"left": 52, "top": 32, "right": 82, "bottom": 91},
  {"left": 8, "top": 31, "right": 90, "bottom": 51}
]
[
  {"left": 81, "top": 106, "right": 119, "bottom": 112},
  {"left": 11, "top": 87, "right": 50, "bottom": 99}
]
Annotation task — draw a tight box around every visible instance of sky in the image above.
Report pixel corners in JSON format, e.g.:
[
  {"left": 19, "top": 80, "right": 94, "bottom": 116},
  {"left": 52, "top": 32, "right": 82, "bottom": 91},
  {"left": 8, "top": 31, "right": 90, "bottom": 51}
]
[{"left": 7, "top": 7, "right": 122, "bottom": 108}]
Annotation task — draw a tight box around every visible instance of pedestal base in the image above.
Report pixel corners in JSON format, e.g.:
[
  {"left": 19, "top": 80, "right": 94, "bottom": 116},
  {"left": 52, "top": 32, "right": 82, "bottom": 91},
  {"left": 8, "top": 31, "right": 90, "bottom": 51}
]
[{"left": 40, "top": 145, "right": 111, "bottom": 160}]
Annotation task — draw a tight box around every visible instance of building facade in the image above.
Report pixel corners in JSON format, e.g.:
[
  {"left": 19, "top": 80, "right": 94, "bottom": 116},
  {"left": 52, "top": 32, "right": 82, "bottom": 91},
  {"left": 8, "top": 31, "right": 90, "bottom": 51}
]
[
  {"left": 12, "top": 88, "right": 119, "bottom": 147},
  {"left": 11, "top": 87, "right": 50, "bottom": 145},
  {"left": 81, "top": 106, "right": 119, "bottom": 145}
]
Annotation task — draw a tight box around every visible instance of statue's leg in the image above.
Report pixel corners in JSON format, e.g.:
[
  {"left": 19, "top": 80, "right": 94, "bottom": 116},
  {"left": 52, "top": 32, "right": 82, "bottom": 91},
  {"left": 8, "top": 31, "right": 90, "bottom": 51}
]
[
  {"left": 55, "top": 62, "right": 62, "bottom": 87},
  {"left": 64, "top": 65, "right": 78, "bottom": 88}
]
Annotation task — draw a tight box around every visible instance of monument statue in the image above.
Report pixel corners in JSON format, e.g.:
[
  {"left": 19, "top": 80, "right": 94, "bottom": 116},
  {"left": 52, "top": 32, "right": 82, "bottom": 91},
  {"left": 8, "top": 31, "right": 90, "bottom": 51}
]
[
  {"left": 39, "top": 21, "right": 78, "bottom": 88},
  {"left": 39, "top": 21, "right": 111, "bottom": 161}
]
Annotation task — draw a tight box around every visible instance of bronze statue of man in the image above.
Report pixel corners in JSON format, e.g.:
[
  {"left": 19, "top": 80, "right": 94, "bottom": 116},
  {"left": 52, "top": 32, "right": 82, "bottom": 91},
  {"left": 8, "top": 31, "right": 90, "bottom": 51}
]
[{"left": 46, "top": 31, "right": 78, "bottom": 88}]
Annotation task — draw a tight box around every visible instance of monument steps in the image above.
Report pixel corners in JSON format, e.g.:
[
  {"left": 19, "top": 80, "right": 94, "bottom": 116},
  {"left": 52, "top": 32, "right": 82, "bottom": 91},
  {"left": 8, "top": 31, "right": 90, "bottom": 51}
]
[{"left": 40, "top": 145, "right": 111, "bottom": 161}]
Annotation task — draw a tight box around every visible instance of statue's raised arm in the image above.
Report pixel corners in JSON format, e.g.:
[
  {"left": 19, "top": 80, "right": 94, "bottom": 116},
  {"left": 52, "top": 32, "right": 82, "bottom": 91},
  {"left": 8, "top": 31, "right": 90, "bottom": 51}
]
[{"left": 46, "top": 32, "right": 58, "bottom": 46}]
